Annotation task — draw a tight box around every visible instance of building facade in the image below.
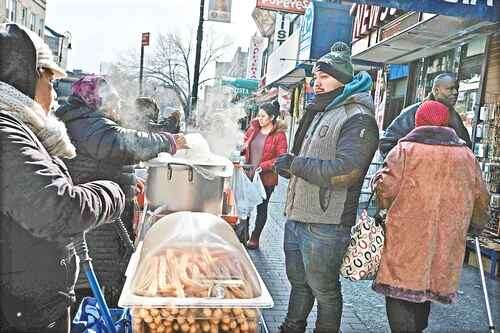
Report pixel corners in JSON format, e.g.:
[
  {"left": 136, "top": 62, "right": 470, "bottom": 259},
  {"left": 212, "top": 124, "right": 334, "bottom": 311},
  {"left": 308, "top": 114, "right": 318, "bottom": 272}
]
[{"left": 1, "top": 0, "right": 46, "bottom": 37}]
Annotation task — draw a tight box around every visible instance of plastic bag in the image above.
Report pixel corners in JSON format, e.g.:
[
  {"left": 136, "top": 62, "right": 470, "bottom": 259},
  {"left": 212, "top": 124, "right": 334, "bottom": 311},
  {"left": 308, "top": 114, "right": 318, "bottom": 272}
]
[
  {"left": 119, "top": 212, "right": 274, "bottom": 309},
  {"left": 231, "top": 168, "right": 266, "bottom": 220},
  {"left": 72, "top": 297, "right": 131, "bottom": 333}
]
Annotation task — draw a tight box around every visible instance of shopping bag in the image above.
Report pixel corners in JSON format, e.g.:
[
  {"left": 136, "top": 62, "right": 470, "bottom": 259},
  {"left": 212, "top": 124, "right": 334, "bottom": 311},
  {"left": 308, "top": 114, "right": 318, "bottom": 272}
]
[
  {"left": 231, "top": 167, "right": 266, "bottom": 219},
  {"left": 340, "top": 192, "right": 385, "bottom": 281},
  {"left": 72, "top": 297, "right": 132, "bottom": 333}
]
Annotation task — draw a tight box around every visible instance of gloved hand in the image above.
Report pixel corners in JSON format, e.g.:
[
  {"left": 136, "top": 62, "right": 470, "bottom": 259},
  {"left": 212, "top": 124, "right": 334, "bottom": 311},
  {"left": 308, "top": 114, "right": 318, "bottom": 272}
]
[{"left": 274, "top": 153, "right": 295, "bottom": 179}]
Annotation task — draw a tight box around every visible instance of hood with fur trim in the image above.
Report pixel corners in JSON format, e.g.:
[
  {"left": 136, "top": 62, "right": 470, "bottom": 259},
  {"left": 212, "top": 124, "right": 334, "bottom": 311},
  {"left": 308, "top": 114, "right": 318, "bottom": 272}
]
[
  {"left": 0, "top": 81, "right": 76, "bottom": 159},
  {"left": 250, "top": 118, "right": 287, "bottom": 134}
]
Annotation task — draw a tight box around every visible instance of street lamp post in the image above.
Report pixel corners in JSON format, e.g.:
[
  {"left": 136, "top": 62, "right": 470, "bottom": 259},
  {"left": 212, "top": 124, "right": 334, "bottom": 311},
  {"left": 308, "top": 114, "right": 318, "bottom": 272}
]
[{"left": 190, "top": 0, "right": 205, "bottom": 119}]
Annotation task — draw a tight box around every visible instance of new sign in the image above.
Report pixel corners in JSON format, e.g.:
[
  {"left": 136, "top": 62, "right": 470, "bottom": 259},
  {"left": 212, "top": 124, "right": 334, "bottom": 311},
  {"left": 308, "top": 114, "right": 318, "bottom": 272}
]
[
  {"left": 346, "top": 0, "right": 499, "bottom": 22},
  {"left": 256, "top": 0, "right": 311, "bottom": 15}
]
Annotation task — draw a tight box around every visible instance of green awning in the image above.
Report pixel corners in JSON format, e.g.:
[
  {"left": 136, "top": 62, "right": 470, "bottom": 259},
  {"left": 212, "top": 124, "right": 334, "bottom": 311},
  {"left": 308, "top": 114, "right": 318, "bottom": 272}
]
[{"left": 221, "top": 77, "right": 259, "bottom": 91}]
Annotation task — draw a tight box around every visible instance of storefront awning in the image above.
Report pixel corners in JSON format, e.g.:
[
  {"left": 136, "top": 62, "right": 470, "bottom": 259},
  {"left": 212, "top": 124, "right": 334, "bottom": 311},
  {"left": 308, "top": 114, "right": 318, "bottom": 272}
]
[
  {"left": 347, "top": 0, "right": 499, "bottom": 22},
  {"left": 273, "top": 65, "right": 310, "bottom": 87},
  {"left": 352, "top": 14, "right": 498, "bottom": 64}
]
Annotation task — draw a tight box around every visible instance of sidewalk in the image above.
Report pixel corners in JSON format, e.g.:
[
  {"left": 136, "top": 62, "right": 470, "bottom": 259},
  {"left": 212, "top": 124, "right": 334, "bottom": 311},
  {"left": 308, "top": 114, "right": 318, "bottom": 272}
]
[{"left": 248, "top": 178, "right": 500, "bottom": 333}]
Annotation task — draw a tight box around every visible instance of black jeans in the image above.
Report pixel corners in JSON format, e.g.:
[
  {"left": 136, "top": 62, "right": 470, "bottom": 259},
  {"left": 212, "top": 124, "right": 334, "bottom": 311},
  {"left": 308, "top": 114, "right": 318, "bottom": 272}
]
[
  {"left": 386, "top": 297, "right": 431, "bottom": 333},
  {"left": 251, "top": 185, "right": 275, "bottom": 238}
]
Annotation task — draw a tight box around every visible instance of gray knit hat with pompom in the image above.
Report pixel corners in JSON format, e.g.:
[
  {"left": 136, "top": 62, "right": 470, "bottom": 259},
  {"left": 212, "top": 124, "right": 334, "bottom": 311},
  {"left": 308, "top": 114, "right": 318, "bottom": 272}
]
[{"left": 314, "top": 41, "right": 353, "bottom": 84}]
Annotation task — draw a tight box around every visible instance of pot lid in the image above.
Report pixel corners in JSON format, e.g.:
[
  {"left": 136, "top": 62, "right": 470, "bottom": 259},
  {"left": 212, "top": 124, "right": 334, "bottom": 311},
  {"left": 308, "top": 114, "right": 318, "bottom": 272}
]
[{"left": 145, "top": 134, "right": 234, "bottom": 178}]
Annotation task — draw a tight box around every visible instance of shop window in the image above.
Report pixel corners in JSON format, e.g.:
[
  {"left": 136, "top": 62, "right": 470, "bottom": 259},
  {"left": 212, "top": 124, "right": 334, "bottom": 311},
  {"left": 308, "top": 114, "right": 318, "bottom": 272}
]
[
  {"left": 384, "top": 78, "right": 408, "bottom": 129},
  {"left": 21, "top": 6, "right": 27, "bottom": 26},
  {"left": 38, "top": 18, "right": 43, "bottom": 37},
  {"left": 6, "top": 0, "right": 17, "bottom": 22},
  {"left": 30, "top": 12, "right": 36, "bottom": 32},
  {"left": 413, "top": 48, "right": 461, "bottom": 103},
  {"left": 456, "top": 42, "right": 486, "bottom": 137}
]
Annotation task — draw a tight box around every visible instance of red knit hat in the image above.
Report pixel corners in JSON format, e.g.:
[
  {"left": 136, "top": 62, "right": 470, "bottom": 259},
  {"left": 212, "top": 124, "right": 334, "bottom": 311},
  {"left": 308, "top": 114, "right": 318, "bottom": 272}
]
[{"left": 415, "top": 101, "right": 449, "bottom": 127}]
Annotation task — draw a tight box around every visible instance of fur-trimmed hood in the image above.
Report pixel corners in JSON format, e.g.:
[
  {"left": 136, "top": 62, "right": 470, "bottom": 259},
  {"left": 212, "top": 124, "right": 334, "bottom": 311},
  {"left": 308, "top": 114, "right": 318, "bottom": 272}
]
[
  {"left": 401, "top": 126, "right": 465, "bottom": 147},
  {"left": 0, "top": 81, "right": 76, "bottom": 158},
  {"left": 250, "top": 118, "right": 287, "bottom": 134}
]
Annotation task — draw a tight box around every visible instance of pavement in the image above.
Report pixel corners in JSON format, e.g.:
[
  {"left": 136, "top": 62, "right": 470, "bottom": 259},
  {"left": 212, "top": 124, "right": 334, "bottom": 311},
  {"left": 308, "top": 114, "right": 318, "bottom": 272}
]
[{"left": 247, "top": 177, "right": 500, "bottom": 333}]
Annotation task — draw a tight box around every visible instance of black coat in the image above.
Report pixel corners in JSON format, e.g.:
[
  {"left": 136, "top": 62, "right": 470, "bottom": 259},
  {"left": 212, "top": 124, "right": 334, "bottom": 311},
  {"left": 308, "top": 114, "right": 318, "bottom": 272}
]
[
  {"left": 379, "top": 98, "right": 473, "bottom": 158},
  {"left": 55, "top": 96, "right": 175, "bottom": 292},
  {"left": 0, "top": 112, "right": 124, "bottom": 330},
  {"left": 56, "top": 96, "right": 175, "bottom": 201}
]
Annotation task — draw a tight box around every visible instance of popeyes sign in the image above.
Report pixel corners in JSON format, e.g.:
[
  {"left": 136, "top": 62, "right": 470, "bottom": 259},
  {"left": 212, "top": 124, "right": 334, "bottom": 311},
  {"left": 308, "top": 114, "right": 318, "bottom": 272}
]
[{"left": 256, "top": 0, "right": 311, "bottom": 14}]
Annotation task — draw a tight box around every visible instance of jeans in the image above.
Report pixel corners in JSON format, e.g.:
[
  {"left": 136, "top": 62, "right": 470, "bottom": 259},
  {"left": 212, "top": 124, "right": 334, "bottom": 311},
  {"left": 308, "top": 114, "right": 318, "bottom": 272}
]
[
  {"left": 283, "top": 220, "right": 351, "bottom": 333},
  {"left": 386, "top": 297, "right": 431, "bottom": 333},
  {"left": 251, "top": 186, "right": 275, "bottom": 238}
]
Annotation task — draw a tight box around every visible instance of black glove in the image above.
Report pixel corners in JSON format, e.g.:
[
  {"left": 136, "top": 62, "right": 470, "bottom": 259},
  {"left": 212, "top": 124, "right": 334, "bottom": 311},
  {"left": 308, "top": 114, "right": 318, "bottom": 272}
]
[{"left": 274, "top": 153, "right": 295, "bottom": 179}]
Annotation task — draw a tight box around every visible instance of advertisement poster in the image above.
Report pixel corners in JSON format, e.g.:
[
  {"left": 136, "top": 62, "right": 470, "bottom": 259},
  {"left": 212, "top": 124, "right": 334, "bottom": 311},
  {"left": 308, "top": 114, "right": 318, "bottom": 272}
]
[
  {"left": 246, "top": 35, "right": 268, "bottom": 80},
  {"left": 208, "top": 0, "right": 232, "bottom": 23}
]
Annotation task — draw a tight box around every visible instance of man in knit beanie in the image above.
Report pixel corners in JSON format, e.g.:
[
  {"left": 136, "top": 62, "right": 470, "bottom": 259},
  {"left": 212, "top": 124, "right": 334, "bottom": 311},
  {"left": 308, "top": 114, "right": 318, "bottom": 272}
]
[
  {"left": 275, "top": 42, "right": 379, "bottom": 333},
  {"left": 379, "top": 73, "right": 472, "bottom": 157}
]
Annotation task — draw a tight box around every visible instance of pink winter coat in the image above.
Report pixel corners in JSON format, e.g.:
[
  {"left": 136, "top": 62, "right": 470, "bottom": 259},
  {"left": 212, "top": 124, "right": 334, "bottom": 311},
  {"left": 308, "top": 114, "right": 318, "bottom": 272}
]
[{"left": 373, "top": 126, "right": 490, "bottom": 304}]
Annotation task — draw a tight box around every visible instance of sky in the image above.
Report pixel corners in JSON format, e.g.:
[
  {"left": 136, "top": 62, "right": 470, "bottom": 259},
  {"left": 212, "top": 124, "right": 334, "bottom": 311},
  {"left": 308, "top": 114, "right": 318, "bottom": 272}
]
[{"left": 45, "top": 0, "right": 257, "bottom": 74}]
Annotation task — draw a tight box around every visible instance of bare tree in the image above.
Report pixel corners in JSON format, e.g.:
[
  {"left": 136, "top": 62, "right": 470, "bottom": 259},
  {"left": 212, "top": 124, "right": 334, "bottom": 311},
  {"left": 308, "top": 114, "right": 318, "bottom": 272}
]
[{"left": 117, "top": 29, "right": 231, "bottom": 121}]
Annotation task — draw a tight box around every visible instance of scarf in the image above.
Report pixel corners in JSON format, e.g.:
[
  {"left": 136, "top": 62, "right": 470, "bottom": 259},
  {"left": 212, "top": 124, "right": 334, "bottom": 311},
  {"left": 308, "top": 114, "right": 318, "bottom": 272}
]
[
  {"left": 291, "top": 88, "right": 342, "bottom": 154},
  {"left": 0, "top": 81, "right": 76, "bottom": 159},
  {"left": 291, "top": 71, "right": 373, "bottom": 155}
]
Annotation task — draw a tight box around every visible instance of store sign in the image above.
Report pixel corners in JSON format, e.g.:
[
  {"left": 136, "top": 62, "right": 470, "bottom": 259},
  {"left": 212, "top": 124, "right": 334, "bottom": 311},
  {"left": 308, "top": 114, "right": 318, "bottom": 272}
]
[
  {"left": 351, "top": 4, "right": 398, "bottom": 41},
  {"left": 252, "top": 7, "right": 276, "bottom": 37},
  {"left": 278, "top": 87, "right": 292, "bottom": 114},
  {"left": 246, "top": 36, "right": 268, "bottom": 80},
  {"left": 256, "top": 0, "right": 311, "bottom": 14},
  {"left": 299, "top": 1, "right": 352, "bottom": 61},
  {"left": 141, "top": 32, "right": 150, "bottom": 46},
  {"left": 346, "top": 0, "right": 499, "bottom": 22},
  {"left": 208, "top": 0, "right": 232, "bottom": 23},
  {"left": 266, "top": 29, "right": 300, "bottom": 84},
  {"left": 274, "top": 13, "right": 291, "bottom": 47},
  {"left": 298, "top": 2, "right": 314, "bottom": 61}
]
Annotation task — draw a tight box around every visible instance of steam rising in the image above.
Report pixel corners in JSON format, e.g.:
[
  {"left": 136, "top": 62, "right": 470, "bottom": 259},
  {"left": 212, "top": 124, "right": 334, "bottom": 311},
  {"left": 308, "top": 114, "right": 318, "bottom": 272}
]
[{"left": 190, "top": 87, "right": 247, "bottom": 157}]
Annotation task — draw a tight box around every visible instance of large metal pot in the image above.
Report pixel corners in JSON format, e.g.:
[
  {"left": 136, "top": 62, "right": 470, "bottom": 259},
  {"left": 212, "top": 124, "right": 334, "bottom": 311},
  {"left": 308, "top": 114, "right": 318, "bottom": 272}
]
[{"left": 146, "top": 162, "right": 225, "bottom": 214}]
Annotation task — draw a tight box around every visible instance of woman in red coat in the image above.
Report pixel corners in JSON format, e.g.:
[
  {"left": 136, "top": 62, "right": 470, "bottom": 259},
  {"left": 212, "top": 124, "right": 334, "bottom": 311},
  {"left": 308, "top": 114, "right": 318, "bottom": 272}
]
[{"left": 242, "top": 100, "right": 288, "bottom": 249}]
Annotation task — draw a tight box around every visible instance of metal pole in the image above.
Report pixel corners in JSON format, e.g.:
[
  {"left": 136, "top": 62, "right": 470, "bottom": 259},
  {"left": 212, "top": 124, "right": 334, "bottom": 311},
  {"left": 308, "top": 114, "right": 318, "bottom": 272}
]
[
  {"left": 139, "top": 44, "right": 145, "bottom": 96},
  {"left": 191, "top": 0, "right": 205, "bottom": 118},
  {"left": 474, "top": 237, "right": 495, "bottom": 333}
]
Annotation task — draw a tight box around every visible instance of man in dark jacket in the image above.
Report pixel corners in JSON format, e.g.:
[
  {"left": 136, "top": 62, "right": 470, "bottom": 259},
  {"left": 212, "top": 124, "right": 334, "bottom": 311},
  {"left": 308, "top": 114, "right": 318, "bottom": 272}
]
[
  {"left": 379, "top": 73, "right": 472, "bottom": 157},
  {"left": 0, "top": 23, "right": 125, "bottom": 332},
  {"left": 55, "top": 76, "right": 185, "bottom": 306},
  {"left": 275, "top": 42, "right": 379, "bottom": 333}
]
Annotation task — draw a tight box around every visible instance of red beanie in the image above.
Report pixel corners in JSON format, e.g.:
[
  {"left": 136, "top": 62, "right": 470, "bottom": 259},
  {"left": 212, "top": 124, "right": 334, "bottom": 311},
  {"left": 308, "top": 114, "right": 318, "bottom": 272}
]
[{"left": 415, "top": 101, "right": 449, "bottom": 127}]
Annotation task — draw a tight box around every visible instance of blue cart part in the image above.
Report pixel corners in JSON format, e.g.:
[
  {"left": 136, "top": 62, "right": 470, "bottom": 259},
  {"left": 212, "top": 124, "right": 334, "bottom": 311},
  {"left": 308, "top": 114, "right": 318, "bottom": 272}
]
[{"left": 72, "top": 231, "right": 132, "bottom": 333}]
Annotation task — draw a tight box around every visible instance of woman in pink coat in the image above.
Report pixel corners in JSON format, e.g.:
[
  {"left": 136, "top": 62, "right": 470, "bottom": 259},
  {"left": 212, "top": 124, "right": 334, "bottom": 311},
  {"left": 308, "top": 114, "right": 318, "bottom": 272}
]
[{"left": 373, "top": 100, "right": 490, "bottom": 332}]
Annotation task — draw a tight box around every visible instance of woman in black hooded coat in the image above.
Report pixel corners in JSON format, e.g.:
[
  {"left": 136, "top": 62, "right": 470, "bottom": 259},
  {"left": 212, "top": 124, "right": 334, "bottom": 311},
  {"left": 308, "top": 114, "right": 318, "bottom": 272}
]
[
  {"left": 55, "top": 75, "right": 186, "bottom": 306},
  {"left": 0, "top": 23, "right": 125, "bottom": 333}
]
